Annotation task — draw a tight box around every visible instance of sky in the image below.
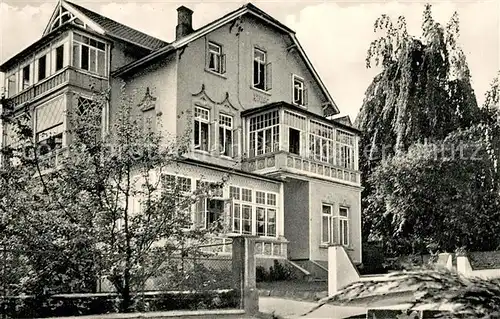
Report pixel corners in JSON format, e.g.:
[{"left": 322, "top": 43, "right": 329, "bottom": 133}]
[{"left": 0, "top": 0, "right": 499, "bottom": 120}]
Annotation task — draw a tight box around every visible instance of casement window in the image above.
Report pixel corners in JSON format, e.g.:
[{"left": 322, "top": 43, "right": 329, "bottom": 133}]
[
  {"left": 292, "top": 75, "right": 307, "bottom": 107},
  {"left": 230, "top": 186, "right": 277, "bottom": 237},
  {"left": 195, "top": 180, "right": 225, "bottom": 229},
  {"left": 338, "top": 207, "right": 349, "bottom": 246},
  {"left": 309, "top": 120, "right": 335, "bottom": 164},
  {"left": 336, "top": 130, "right": 355, "bottom": 169},
  {"left": 38, "top": 55, "right": 47, "bottom": 81},
  {"left": 321, "top": 204, "right": 334, "bottom": 245},
  {"left": 73, "top": 33, "right": 107, "bottom": 76},
  {"left": 207, "top": 42, "right": 226, "bottom": 74},
  {"left": 162, "top": 174, "right": 192, "bottom": 193},
  {"left": 230, "top": 186, "right": 252, "bottom": 234},
  {"left": 22, "top": 65, "right": 30, "bottom": 90},
  {"left": 321, "top": 204, "right": 350, "bottom": 246},
  {"left": 194, "top": 107, "right": 210, "bottom": 152},
  {"left": 253, "top": 48, "right": 272, "bottom": 91},
  {"left": 256, "top": 191, "right": 277, "bottom": 237},
  {"left": 218, "top": 114, "right": 233, "bottom": 157},
  {"left": 249, "top": 111, "right": 279, "bottom": 157}
]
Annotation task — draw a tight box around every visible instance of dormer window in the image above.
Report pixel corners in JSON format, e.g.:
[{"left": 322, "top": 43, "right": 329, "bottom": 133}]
[
  {"left": 293, "top": 75, "right": 307, "bottom": 107},
  {"left": 207, "top": 42, "right": 225, "bottom": 75}
]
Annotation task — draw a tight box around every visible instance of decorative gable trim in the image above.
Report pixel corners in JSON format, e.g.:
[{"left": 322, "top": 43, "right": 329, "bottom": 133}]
[
  {"left": 138, "top": 87, "right": 157, "bottom": 112},
  {"left": 43, "top": 0, "right": 105, "bottom": 36},
  {"left": 192, "top": 84, "right": 237, "bottom": 114}
]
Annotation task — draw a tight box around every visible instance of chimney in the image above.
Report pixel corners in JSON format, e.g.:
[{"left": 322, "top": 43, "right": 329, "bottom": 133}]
[{"left": 176, "top": 6, "right": 193, "bottom": 40}]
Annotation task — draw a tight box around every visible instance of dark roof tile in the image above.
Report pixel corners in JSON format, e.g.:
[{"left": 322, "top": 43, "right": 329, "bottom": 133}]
[{"left": 66, "top": 0, "right": 168, "bottom": 50}]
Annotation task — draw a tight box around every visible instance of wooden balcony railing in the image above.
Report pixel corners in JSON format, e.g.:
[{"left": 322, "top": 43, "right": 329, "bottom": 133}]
[
  {"left": 5, "top": 67, "right": 108, "bottom": 109},
  {"left": 242, "top": 151, "right": 361, "bottom": 185}
]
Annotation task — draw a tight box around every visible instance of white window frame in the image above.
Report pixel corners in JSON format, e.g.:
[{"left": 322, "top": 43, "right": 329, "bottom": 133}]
[
  {"left": 194, "top": 106, "right": 210, "bottom": 152},
  {"left": 218, "top": 113, "right": 233, "bottom": 157},
  {"left": 310, "top": 120, "right": 335, "bottom": 164},
  {"left": 207, "top": 41, "right": 225, "bottom": 74},
  {"left": 336, "top": 130, "right": 355, "bottom": 170},
  {"left": 195, "top": 180, "right": 226, "bottom": 229},
  {"left": 338, "top": 207, "right": 349, "bottom": 246},
  {"left": 248, "top": 111, "right": 280, "bottom": 157},
  {"left": 321, "top": 203, "right": 334, "bottom": 245},
  {"left": 292, "top": 74, "right": 305, "bottom": 107},
  {"left": 72, "top": 33, "right": 107, "bottom": 76},
  {"left": 252, "top": 47, "right": 271, "bottom": 92}
]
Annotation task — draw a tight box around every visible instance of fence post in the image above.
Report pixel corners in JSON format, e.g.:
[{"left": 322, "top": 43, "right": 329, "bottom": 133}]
[{"left": 231, "top": 235, "right": 258, "bottom": 316}]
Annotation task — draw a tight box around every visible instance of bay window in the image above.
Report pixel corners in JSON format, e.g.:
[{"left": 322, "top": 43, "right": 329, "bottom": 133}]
[
  {"left": 249, "top": 111, "right": 279, "bottom": 157},
  {"left": 336, "top": 130, "right": 355, "bottom": 169},
  {"left": 194, "top": 107, "right": 210, "bottom": 152},
  {"left": 72, "top": 33, "right": 107, "bottom": 76},
  {"left": 309, "top": 120, "right": 334, "bottom": 164}
]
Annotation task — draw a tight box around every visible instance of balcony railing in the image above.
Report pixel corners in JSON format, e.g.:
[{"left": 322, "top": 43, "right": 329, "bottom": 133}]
[
  {"left": 36, "top": 148, "right": 67, "bottom": 172},
  {"left": 5, "top": 67, "right": 108, "bottom": 109},
  {"left": 242, "top": 151, "right": 360, "bottom": 185}
]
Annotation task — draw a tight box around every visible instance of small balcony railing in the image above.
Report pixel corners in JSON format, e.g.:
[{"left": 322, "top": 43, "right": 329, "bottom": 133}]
[
  {"left": 4, "top": 66, "right": 108, "bottom": 109},
  {"left": 242, "top": 151, "right": 360, "bottom": 185}
]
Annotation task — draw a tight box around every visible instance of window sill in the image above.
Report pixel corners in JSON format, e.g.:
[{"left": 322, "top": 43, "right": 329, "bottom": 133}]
[
  {"left": 193, "top": 149, "right": 211, "bottom": 155},
  {"left": 292, "top": 101, "right": 307, "bottom": 109},
  {"left": 250, "top": 86, "right": 272, "bottom": 96},
  {"left": 204, "top": 68, "right": 227, "bottom": 79}
]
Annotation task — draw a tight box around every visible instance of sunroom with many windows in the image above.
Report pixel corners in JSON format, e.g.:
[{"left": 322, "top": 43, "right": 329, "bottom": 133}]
[{"left": 242, "top": 102, "right": 360, "bottom": 184}]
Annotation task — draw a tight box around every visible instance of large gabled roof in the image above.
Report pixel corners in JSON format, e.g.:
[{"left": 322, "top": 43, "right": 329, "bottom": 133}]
[
  {"left": 62, "top": 1, "right": 168, "bottom": 50},
  {"left": 113, "top": 3, "right": 340, "bottom": 115}
]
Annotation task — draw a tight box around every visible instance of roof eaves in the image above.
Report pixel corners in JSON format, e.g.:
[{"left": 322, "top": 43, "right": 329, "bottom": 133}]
[{"left": 290, "top": 34, "right": 340, "bottom": 115}]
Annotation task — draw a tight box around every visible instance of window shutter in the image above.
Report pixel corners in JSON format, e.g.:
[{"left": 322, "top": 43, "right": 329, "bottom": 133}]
[
  {"left": 204, "top": 38, "right": 209, "bottom": 69},
  {"left": 224, "top": 199, "right": 232, "bottom": 231},
  {"left": 196, "top": 198, "right": 206, "bottom": 228},
  {"left": 221, "top": 54, "right": 226, "bottom": 74},
  {"left": 304, "top": 86, "right": 308, "bottom": 107},
  {"left": 265, "top": 62, "right": 272, "bottom": 91},
  {"left": 232, "top": 127, "right": 240, "bottom": 158}
]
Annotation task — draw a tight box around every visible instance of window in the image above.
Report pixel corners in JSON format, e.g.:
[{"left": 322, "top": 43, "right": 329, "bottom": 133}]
[
  {"left": 55, "top": 45, "right": 64, "bottom": 71},
  {"left": 336, "top": 130, "right": 355, "bottom": 169},
  {"left": 195, "top": 181, "right": 225, "bottom": 229},
  {"left": 289, "top": 128, "right": 301, "bottom": 155},
  {"left": 35, "top": 97, "right": 65, "bottom": 156},
  {"left": 22, "top": 65, "right": 30, "bottom": 90},
  {"left": 207, "top": 42, "right": 225, "bottom": 74},
  {"left": 249, "top": 111, "right": 279, "bottom": 157},
  {"left": 230, "top": 187, "right": 277, "bottom": 237},
  {"left": 293, "top": 75, "right": 307, "bottom": 107},
  {"left": 194, "top": 107, "right": 210, "bottom": 152},
  {"left": 219, "top": 114, "right": 233, "bottom": 157},
  {"left": 162, "top": 174, "right": 192, "bottom": 193},
  {"left": 230, "top": 186, "right": 253, "bottom": 235},
  {"left": 253, "top": 48, "right": 271, "bottom": 91},
  {"left": 36, "top": 125, "right": 63, "bottom": 156},
  {"left": 73, "top": 33, "right": 107, "bottom": 76},
  {"left": 338, "top": 207, "right": 349, "bottom": 246},
  {"left": 321, "top": 204, "right": 334, "bottom": 245},
  {"left": 310, "top": 121, "right": 334, "bottom": 164},
  {"left": 7, "top": 74, "right": 17, "bottom": 97},
  {"left": 38, "top": 55, "right": 47, "bottom": 81}
]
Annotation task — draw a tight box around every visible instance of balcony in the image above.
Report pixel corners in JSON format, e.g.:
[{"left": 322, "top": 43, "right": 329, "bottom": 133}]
[
  {"left": 242, "top": 151, "right": 360, "bottom": 185},
  {"left": 4, "top": 66, "right": 108, "bottom": 109},
  {"left": 37, "top": 148, "right": 67, "bottom": 172}
]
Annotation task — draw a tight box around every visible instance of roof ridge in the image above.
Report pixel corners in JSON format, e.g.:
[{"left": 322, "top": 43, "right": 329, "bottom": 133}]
[{"left": 64, "top": 0, "right": 169, "bottom": 49}]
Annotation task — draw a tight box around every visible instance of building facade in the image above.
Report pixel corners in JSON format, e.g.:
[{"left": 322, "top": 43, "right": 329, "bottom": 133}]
[{"left": 0, "top": 0, "right": 362, "bottom": 269}]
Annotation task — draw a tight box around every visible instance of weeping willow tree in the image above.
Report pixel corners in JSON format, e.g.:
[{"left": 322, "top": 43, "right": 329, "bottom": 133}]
[{"left": 355, "top": 5, "right": 482, "bottom": 243}]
